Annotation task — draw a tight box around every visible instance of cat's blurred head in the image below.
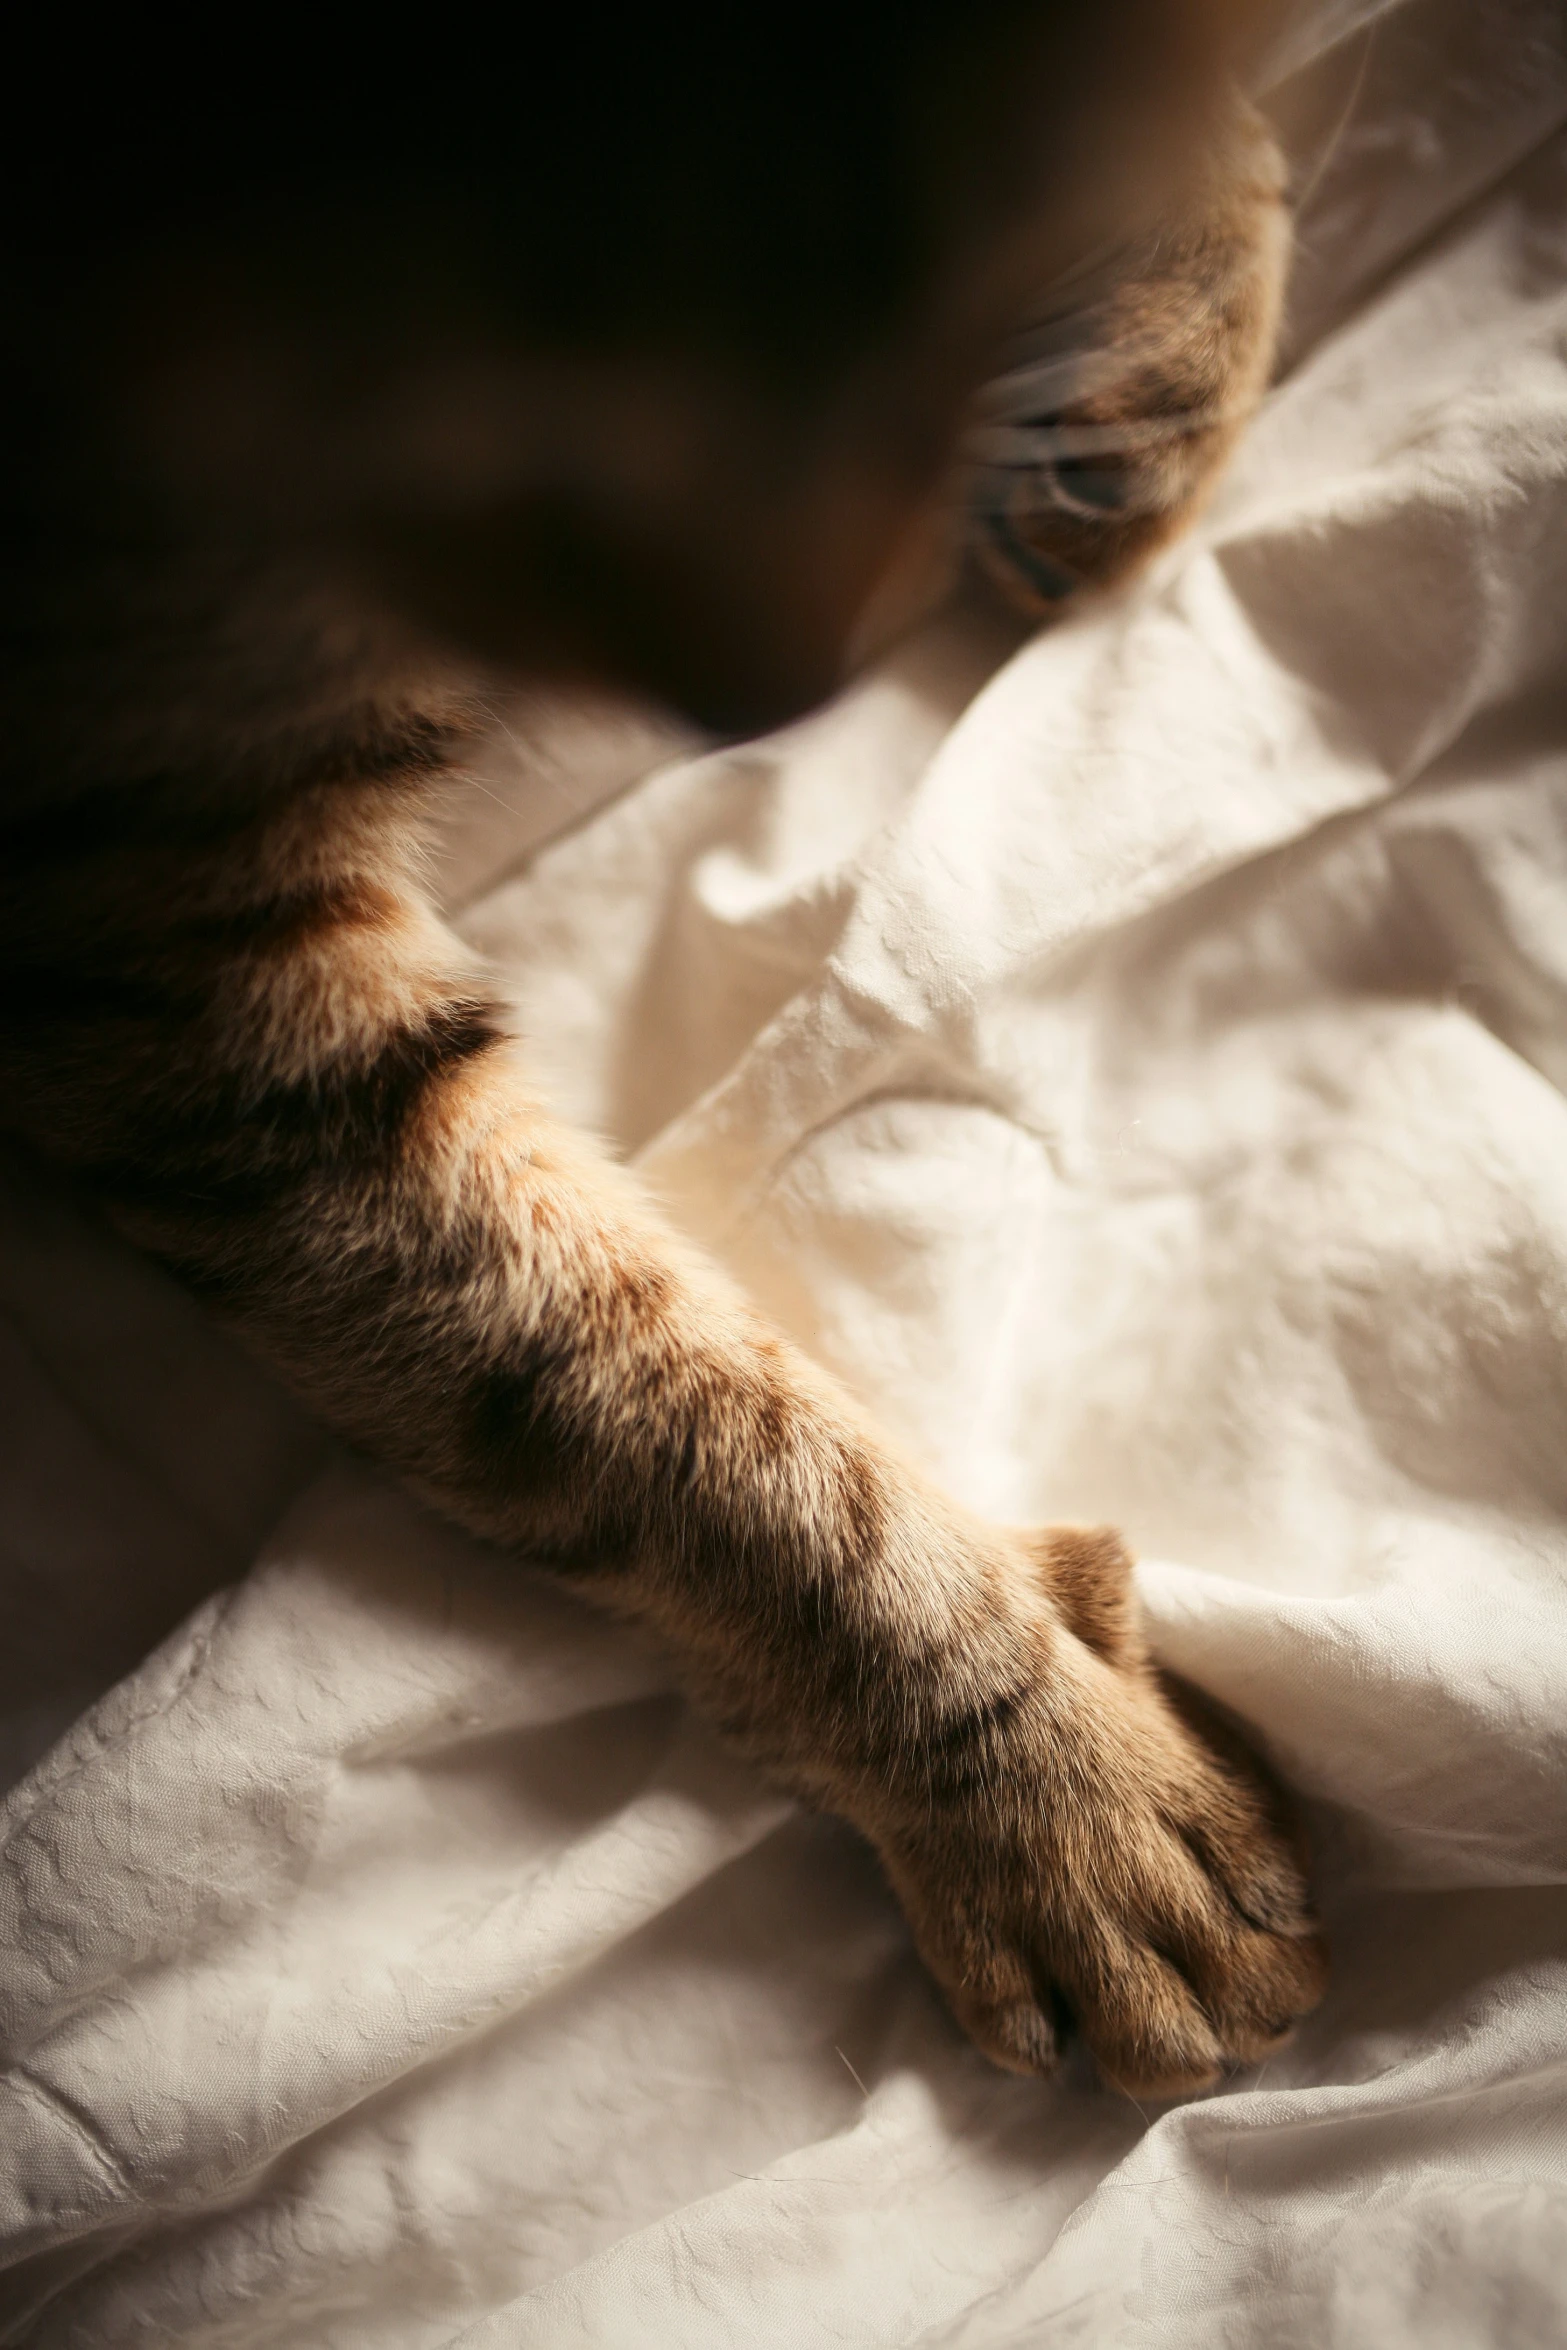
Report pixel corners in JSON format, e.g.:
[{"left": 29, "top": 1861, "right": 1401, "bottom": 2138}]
[{"left": 12, "top": 3, "right": 1257, "bottom": 731}]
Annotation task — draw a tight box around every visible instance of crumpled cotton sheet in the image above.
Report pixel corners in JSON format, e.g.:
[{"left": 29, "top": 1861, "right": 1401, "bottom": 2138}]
[{"left": 4, "top": 2, "right": 1567, "bottom": 2342}]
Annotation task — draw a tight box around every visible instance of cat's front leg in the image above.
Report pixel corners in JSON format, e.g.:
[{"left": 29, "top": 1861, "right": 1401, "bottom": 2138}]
[
  {"left": 1, "top": 775, "right": 1323, "bottom": 2093},
  {"left": 266, "top": 1078, "right": 1325, "bottom": 2097}
]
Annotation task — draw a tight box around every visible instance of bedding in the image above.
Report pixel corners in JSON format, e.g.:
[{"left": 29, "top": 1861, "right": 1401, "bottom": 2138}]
[{"left": 4, "top": 1, "right": 1567, "bottom": 2339}]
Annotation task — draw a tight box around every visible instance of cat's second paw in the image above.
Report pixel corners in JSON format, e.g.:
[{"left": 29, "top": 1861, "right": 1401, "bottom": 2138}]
[
  {"left": 867, "top": 1528, "right": 1325, "bottom": 2098},
  {"left": 966, "top": 97, "right": 1289, "bottom": 616}
]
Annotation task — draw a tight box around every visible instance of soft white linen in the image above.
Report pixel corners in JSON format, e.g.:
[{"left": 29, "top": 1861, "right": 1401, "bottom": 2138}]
[{"left": 4, "top": 3, "right": 1567, "bottom": 2340}]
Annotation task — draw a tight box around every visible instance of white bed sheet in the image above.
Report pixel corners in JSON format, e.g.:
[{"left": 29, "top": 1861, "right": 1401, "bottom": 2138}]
[{"left": 4, "top": 3, "right": 1567, "bottom": 2340}]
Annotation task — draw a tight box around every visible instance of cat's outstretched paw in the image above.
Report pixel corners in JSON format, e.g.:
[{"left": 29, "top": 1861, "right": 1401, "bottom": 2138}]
[{"left": 869, "top": 1527, "right": 1325, "bottom": 2098}]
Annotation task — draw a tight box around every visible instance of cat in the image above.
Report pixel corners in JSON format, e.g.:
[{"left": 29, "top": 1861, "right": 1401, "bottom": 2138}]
[{"left": 0, "top": 3, "right": 1324, "bottom": 2097}]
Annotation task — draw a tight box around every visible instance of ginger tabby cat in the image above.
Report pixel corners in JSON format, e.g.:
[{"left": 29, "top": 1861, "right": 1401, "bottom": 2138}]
[{"left": 0, "top": 5, "right": 1323, "bottom": 2096}]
